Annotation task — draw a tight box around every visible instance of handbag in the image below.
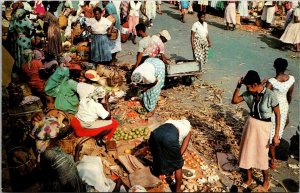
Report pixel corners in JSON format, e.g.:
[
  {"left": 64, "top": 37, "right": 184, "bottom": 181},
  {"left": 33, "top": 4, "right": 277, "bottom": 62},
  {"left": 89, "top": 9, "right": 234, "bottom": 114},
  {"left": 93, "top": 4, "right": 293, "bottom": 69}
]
[
  {"left": 108, "top": 26, "right": 119, "bottom": 40},
  {"left": 106, "top": 14, "right": 118, "bottom": 40}
]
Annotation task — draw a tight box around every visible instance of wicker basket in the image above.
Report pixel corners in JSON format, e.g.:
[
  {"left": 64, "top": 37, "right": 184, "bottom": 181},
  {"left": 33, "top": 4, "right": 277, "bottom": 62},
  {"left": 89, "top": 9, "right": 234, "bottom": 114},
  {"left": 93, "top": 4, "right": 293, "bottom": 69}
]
[{"left": 7, "top": 147, "right": 36, "bottom": 176}]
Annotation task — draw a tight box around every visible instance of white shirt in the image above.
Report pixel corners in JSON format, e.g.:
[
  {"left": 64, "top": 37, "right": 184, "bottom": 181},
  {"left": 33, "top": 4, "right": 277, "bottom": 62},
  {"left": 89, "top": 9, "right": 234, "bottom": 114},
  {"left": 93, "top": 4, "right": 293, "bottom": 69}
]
[
  {"left": 138, "top": 36, "right": 152, "bottom": 56},
  {"left": 191, "top": 21, "right": 208, "bottom": 39},
  {"left": 85, "top": 17, "right": 112, "bottom": 34},
  {"left": 165, "top": 119, "right": 191, "bottom": 145},
  {"left": 64, "top": 0, "right": 74, "bottom": 8},
  {"left": 132, "top": 61, "right": 156, "bottom": 84},
  {"left": 77, "top": 82, "right": 96, "bottom": 100},
  {"left": 76, "top": 98, "right": 109, "bottom": 123},
  {"left": 129, "top": 1, "right": 142, "bottom": 17}
]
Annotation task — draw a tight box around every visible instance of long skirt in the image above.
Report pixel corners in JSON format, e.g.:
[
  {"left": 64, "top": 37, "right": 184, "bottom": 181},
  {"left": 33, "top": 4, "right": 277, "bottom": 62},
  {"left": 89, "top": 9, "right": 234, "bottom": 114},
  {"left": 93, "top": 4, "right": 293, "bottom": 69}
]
[
  {"left": 280, "top": 23, "right": 300, "bottom": 44},
  {"left": 148, "top": 123, "right": 183, "bottom": 176},
  {"left": 238, "top": 1, "right": 249, "bottom": 17},
  {"left": 193, "top": 36, "right": 209, "bottom": 67},
  {"left": 15, "top": 35, "right": 32, "bottom": 68},
  {"left": 146, "top": 1, "right": 156, "bottom": 20},
  {"left": 239, "top": 116, "right": 271, "bottom": 170},
  {"left": 141, "top": 58, "right": 165, "bottom": 112},
  {"left": 261, "top": 6, "right": 275, "bottom": 24},
  {"left": 71, "top": 117, "right": 118, "bottom": 140},
  {"left": 110, "top": 31, "right": 122, "bottom": 54},
  {"left": 47, "top": 24, "right": 63, "bottom": 55},
  {"left": 128, "top": 16, "right": 139, "bottom": 35},
  {"left": 91, "top": 34, "right": 112, "bottom": 63},
  {"left": 224, "top": 2, "right": 236, "bottom": 24}
]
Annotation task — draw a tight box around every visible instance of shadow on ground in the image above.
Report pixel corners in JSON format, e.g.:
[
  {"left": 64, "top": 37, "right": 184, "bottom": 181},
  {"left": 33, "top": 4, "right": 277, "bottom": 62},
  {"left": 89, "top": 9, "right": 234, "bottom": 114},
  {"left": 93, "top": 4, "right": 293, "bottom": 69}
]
[
  {"left": 257, "top": 34, "right": 284, "bottom": 50},
  {"left": 207, "top": 21, "right": 225, "bottom": 30},
  {"left": 162, "top": 10, "right": 180, "bottom": 21},
  {"left": 282, "top": 179, "right": 299, "bottom": 192}
]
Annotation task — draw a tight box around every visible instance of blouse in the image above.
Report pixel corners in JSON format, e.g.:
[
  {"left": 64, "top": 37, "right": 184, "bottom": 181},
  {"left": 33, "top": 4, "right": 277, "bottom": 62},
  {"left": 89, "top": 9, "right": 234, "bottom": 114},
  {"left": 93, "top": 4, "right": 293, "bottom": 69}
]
[
  {"left": 191, "top": 21, "right": 208, "bottom": 39},
  {"left": 242, "top": 87, "right": 279, "bottom": 120},
  {"left": 129, "top": 1, "right": 142, "bottom": 17},
  {"left": 85, "top": 17, "right": 112, "bottom": 34}
]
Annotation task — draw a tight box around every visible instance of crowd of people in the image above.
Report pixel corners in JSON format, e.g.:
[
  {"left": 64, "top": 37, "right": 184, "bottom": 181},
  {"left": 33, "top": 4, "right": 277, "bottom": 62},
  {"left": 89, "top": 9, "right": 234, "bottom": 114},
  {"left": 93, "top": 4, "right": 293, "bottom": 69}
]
[{"left": 2, "top": 0, "right": 298, "bottom": 192}]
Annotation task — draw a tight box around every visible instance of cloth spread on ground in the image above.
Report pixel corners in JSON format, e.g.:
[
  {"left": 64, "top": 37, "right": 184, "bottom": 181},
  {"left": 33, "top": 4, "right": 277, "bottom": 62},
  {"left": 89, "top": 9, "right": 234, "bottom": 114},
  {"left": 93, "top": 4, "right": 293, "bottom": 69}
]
[{"left": 77, "top": 155, "right": 115, "bottom": 192}]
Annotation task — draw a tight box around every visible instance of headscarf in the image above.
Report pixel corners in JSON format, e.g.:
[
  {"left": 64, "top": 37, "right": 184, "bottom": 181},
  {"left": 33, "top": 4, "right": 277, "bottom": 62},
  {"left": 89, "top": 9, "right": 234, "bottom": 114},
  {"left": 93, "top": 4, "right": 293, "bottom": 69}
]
[
  {"left": 23, "top": 49, "right": 34, "bottom": 68},
  {"left": 87, "top": 87, "right": 106, "bottom": 102},
  {"left": 15, "top": 8, "right": 27, "bottom": 19},
  {"left": 34, "top": 49, "right": 45, "bottom": 60},
  {"left": 59, "top": 55, "right": 72, "bottom": 67},
  {"left": 131, "top": 72, "right": 142, "bottom": 84}
]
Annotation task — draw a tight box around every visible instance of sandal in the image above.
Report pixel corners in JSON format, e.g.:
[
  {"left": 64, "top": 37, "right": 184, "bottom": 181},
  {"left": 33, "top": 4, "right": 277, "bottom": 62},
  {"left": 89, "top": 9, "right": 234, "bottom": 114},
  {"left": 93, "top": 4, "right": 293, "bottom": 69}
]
[
  {"left": 269, "top": 159, "right": 276, "bottom": 169},
  {"left": 241, "top": 180, "right": 255, "bottom": 189},
  {"left": 224, "top": 26, "right": 229, "bottom": 30}
]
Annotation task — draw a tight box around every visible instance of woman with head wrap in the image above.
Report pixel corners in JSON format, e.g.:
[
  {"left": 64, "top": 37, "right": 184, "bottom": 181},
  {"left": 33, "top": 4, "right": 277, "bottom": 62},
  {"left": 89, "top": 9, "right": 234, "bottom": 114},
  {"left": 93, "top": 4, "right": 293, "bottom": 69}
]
[
  {"left": 71, "top": 86, "right": 118, "bottom": 144},
  {"left": 9, "top": 8, "right": 34, "bottom": 68},
  {"left": 148, "top": 119, "right": 192, "bottom": 192},
  {"left": 21, "top": 49, "right": 45, "bottom": 95},
  {"left": 44, "top": 55, "right": 79, "bottom": 114},
  {"left": 131, "top": 58, "right": 165, "bottom": 117}
]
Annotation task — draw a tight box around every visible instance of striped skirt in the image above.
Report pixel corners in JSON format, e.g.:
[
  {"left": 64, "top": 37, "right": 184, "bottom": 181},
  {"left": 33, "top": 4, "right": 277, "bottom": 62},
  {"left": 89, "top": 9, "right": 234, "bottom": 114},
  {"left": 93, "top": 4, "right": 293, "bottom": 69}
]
[{"left": 91, "top": 34, "right": 112, "bottom": 63}]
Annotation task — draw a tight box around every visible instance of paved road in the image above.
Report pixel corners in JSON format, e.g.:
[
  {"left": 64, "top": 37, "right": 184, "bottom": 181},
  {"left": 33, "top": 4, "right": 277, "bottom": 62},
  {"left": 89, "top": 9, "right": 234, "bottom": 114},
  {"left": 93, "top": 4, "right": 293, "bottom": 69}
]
[{"left": 119, "top": 2, "right": 299, "bottom": 144}]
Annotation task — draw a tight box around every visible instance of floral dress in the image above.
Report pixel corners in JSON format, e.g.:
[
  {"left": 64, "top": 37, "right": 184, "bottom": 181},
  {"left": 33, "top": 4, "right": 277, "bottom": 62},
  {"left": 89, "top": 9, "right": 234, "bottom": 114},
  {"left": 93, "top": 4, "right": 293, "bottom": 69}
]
[{"left": 269, "top": 75, "right": 295, "bottom": 142}]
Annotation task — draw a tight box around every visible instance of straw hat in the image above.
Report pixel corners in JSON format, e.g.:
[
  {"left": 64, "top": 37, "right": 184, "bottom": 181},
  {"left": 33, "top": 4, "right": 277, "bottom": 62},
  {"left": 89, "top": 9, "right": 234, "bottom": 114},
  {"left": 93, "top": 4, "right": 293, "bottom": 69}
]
[
  {"left": 85, "top": 70, "right": 100, "bottom": 82},
  {"left": 159, "top": 30, "right": 171, "bottom": 41}
]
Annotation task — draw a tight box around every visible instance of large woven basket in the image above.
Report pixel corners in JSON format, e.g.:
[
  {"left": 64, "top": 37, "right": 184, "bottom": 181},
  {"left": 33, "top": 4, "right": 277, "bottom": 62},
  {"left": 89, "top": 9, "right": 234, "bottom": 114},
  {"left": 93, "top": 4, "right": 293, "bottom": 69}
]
[{"left": 7, "top": 147, "right": 36, "bottom": 176}]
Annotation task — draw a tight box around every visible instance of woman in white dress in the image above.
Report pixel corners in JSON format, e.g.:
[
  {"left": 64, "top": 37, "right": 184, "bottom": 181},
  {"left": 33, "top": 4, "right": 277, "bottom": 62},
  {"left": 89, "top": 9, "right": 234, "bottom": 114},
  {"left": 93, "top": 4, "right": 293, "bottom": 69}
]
[
  {"left": 280, "top": 5, "right": 300, "bottom": 52},
  {"left": 145, "top": 0, "right": 156, "bottom": 27},
  {"left": 261, "top": 1, "right": 276, "bottom": 28},
  {"left": 267, "top": 58, "right": 295, "bottom": 169},
  {"left": 238, "top": 0, "right": 249, "bottom": 24},
  {"left": 224, "top": 1, "right": 236, "bottom": 30}
]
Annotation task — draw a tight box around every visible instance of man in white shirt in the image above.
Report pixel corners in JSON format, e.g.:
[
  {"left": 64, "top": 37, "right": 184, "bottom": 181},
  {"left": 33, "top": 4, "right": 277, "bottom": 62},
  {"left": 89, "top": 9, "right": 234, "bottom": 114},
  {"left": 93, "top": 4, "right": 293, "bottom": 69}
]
[{"left": 134, "top": 23, "right": 152, "bottom": 68}]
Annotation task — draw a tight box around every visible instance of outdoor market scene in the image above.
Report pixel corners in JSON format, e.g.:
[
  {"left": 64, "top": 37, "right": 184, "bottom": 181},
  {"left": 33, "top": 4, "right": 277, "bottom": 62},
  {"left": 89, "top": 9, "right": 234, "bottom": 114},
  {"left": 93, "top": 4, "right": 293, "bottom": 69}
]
[{"left": 1, "top": 0, "right": 299, "bottom": 192}]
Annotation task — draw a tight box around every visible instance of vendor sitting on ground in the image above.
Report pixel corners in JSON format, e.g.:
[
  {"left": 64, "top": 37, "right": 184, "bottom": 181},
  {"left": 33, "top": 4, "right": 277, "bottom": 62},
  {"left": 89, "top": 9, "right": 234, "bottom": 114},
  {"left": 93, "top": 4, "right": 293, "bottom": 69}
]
[
  {"left": 131, "top": 58, "right": 165, "bottom": 116},
  {"left": 44, "top": 55, "right": 79, "bottom": 114},
  {"left": 149, "top": 119, "right": 192, "bottom": 192},
  {"left": 71, "top": 86, "right": 118, "bottom": 146}
]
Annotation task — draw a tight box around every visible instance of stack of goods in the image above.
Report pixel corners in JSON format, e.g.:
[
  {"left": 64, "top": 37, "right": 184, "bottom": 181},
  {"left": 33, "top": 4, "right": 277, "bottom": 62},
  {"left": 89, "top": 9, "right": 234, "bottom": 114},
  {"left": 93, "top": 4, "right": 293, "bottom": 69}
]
[{"left": 181, "top": 149, "right": 224, "bottom": 192}]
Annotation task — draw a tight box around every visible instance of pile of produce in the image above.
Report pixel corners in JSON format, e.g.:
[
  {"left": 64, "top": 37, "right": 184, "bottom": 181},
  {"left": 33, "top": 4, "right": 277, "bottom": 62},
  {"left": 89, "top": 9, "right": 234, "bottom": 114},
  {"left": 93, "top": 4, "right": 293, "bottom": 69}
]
[{"left": 113, "top": 127, "right": 150, "bottom": 141}]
